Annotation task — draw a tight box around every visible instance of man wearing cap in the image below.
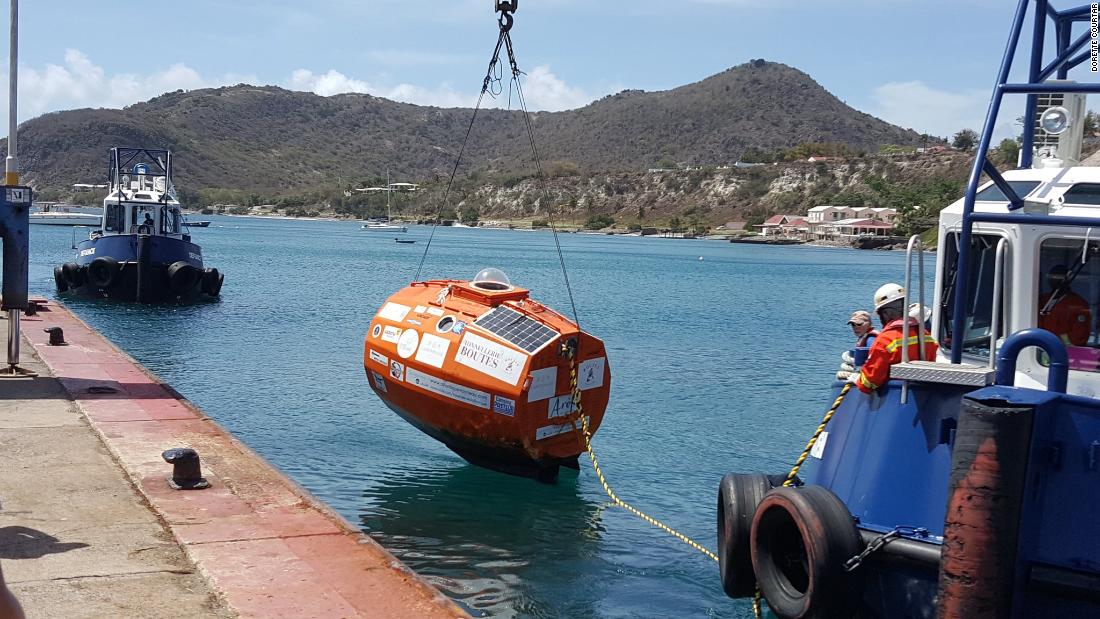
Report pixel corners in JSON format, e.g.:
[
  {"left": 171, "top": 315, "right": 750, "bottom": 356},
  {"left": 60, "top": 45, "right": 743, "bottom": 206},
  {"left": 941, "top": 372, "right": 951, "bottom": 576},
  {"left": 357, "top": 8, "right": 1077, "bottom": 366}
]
[
  {"left": 854, "top": 283, "right": 939, "bottom": 394},
  {"left": 848, "top": 310, "right": 877, "bottom": 348},
  {"left": 837, "top": 311, "right": 878, "bottom": 380}
]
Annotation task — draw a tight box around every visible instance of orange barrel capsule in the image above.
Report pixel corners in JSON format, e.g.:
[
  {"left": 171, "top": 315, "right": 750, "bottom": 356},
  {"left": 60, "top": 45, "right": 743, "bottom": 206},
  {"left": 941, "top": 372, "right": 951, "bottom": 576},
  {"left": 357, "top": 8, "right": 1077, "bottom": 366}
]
[{"left": 363, "top": 269, "right": 611, "bottom": 482}]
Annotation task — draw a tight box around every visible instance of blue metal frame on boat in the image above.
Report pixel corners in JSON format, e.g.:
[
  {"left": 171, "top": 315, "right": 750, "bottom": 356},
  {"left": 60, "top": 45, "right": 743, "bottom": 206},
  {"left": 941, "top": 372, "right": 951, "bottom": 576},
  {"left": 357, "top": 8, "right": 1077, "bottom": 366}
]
[{"left": 951, "top": 0, "right": 1100, "bottom": 363}]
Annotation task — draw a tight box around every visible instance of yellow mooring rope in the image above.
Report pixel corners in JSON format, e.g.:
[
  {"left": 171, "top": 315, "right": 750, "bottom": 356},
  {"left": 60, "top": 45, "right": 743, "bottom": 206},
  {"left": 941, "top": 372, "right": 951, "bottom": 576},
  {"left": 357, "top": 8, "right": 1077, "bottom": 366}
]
[
  {"left": 781, "top": 382, "right": 852, "bottom": 487},
  {"left": 567, "top": 353, "right": 853, "bottom": 618},
  {"left": 567, "top": 356, "right": 720, "bottom": 563},
  {"left": 750, "top": 381, "right": 854, "bottom": 617}
]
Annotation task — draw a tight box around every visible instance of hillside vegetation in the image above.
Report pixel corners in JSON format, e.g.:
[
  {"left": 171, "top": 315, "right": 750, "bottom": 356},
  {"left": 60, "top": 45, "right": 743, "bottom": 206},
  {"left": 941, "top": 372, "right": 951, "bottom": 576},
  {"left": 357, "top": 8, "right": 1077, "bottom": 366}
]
[{"left": 12, "top": 60, "right": 932, "bottom": 203}]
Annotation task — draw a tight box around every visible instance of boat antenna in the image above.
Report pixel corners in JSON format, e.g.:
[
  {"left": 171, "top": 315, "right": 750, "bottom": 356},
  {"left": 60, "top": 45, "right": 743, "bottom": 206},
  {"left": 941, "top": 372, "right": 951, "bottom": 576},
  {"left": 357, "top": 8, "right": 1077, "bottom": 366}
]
[{"left": 414, "top": 0, "right": 581, "bottom": 326}]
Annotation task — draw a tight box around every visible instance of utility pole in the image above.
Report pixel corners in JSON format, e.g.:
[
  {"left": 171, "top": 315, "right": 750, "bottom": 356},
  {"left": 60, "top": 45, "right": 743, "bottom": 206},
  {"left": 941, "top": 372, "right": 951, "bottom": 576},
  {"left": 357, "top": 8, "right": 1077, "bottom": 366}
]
[{"left": 1, "top": 0, "right": 34, "bottom": 378}]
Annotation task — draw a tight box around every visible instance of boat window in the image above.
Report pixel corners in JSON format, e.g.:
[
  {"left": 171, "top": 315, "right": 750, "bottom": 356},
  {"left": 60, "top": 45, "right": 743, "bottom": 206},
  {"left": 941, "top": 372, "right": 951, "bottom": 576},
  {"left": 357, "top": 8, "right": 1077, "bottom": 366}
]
[
  {"left": 940, "top": 233, "right": 1007, "bottom": 357},
  {"left": 1037, "top": 238, "right": 1100, "bottom": 372},
  {"left": 162, "top": 208, "right": 180, "bottom": 234},
  {"left": 974, "top": 180, "right": 1040, "bottom": 202},
  {"left": 1060, "top": 183, "right": 1100, "bottom": 206},
  {"left": 131, "top": 206, "right": 156, "bottom": 233},
  {"left": 104, "top": 204, "right": 123, "bottom": 232}
]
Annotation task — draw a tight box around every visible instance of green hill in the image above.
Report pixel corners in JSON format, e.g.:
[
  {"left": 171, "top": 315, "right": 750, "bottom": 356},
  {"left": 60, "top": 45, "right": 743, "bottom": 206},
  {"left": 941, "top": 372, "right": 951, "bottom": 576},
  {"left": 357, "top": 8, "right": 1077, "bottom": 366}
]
[{"left": 8, "top": 60, "right": 929, "bottom": 196}]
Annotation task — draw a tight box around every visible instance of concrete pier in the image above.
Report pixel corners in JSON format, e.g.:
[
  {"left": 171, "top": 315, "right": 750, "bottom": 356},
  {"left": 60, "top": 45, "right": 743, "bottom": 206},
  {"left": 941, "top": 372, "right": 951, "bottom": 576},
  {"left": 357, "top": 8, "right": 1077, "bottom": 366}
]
[{"left": 0, "top": 300, "right": 467, "bottom": 618}]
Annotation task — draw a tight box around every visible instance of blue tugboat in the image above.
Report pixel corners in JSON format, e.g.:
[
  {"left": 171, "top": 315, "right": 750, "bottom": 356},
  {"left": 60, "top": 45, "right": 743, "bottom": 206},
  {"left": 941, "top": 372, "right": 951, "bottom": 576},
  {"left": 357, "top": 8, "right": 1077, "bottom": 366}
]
[
  {"left": 54, "top": 148, "right": 223, "bottom": 303},
  {"left": 717, "top": 2, "right": 1100, "bottom": 617}
]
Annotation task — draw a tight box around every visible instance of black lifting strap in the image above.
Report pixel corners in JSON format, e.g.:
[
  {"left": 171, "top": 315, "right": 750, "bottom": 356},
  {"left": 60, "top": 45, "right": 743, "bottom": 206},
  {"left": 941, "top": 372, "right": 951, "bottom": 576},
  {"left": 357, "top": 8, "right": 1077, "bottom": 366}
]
[{"left": 415, "top": 0, "right": 581, "bottom": 327}]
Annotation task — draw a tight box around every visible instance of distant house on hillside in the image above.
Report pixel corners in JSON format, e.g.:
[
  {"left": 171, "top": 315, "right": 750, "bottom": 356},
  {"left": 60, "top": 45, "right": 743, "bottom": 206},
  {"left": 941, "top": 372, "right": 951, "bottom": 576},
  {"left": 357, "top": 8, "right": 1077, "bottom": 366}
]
[
  {"left": 807, "top": 205, "right": 854, "bottom": 222},
  {"left": 756, "top": 214, "right": 801, "bottom": 236},
  {"left": 719, "top": 221, "right": 748, "bottom": 232},
  {"left": 806, "top": 205, "right": 897, "bottom": 240},
  {"left": 807, "top": 156, "right": 844, "bottom": 163}
]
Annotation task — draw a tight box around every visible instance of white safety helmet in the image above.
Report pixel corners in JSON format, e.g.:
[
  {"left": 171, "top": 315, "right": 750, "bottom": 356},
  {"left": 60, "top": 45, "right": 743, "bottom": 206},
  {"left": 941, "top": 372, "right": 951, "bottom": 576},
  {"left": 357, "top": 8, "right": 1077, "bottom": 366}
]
[
  {"left": 873, "top": 283, "right": 906, "bottom": 312},
  {"left": 909, "top": 303, "right": 931, "bottom": 323}
]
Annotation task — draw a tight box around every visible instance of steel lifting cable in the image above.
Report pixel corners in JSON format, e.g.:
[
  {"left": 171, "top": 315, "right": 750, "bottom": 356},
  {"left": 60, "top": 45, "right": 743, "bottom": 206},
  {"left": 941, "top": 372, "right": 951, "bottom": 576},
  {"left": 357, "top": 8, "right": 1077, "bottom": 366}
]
[
  {"left": 413, "top": 11, "right": 510, "bottom": 281},
  {"left": 414, "top": 5, "right": 582, "bottom": 332},
  {"left": 428, "top": 0, "right": 718, "bottom": 572},
  {"left": 488, "top": 7, "right": 580, "bottom": 326}
]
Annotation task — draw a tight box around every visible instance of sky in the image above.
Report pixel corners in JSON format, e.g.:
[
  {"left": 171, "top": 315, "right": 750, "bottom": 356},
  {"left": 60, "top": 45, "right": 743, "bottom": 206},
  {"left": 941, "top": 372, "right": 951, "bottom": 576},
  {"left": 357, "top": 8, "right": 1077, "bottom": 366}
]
[{"left": 0, "top": 0, "right": 1092, "bottom": 141}]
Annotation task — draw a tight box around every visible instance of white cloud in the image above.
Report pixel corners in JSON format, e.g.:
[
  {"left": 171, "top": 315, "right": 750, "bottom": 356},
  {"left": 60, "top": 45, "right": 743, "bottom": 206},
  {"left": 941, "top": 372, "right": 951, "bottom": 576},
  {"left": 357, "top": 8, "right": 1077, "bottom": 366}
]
[
  {"left": 287, "top": 64, "right": 597, "bottom": 111},
  {"left": 0, "top": 47, "right": 599, "bottom": 139},
  {"left": 866, "top": 80, "right": 1021, "bottom": 141},
  {"left": 288, "top": 69, "right": 372, "bottom": 97},
  {"left": 0, "top": 49, "right": 256, "bottom": 129},
  {"left": 520, "top": 65, "right": 593, "bottom": 111}
]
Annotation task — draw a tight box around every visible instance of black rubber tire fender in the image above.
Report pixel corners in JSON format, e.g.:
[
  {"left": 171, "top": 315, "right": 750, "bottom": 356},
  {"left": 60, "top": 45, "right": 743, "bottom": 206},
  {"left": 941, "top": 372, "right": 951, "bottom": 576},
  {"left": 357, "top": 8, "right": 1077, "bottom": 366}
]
[
  {"left": 53, "top": 266, "right": 69, "bottom": 293},
  {"left": 717, "top": 473, "right": 774, "bottom": 598},
  {"left": 167, "top": 261, "right": 201, "bottom": 295},
  {"left": 201, "top": 268, "right": 223, "bottom": 297},
  {"left": 87, "top": 257, "right": 118, "bottom": 289},
  {"left": 61, "top": 262, "right": 84, "bottom": 288},
  {"left": 750, "top": 485, "right": 863, "bottom": 619}
]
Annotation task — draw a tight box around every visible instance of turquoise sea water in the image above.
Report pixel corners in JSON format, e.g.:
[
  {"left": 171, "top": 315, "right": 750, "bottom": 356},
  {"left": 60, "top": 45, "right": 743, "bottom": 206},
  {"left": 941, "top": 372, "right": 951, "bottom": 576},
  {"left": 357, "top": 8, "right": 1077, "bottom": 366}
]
[{"left": 28, "top": 218, "right": 911, "bottom": 618}]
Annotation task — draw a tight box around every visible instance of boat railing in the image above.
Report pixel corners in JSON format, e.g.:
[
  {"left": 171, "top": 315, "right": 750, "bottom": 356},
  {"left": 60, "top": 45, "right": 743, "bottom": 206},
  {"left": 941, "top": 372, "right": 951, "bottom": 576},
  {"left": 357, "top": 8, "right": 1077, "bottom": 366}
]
[
  {"left": 70, "top": 225, "right": 89, "bottom": 249},
  {"left": 989, "top": 238, "right": 1009, "bottom": 369},
  {"left": 994, "top": 328, "right": 1069, "bottom": 392},
  {"left": 950, "top": 0, "right": 1100, "bottom": 363},
  {"left": 900, "top": 234, "right": 927, "bottom": 403}
]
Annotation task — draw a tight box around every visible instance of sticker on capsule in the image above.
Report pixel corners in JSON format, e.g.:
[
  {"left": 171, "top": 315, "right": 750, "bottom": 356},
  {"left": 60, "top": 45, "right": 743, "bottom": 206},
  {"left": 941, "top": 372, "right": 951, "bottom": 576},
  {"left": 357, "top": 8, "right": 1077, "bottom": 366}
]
[
  {"left": 548, "top": 394, "right": 575, "bottom": 419},
  {"left": 369, "top": 349, "right": 388, "bottom": 367},
  {"left": 397, "top": 329, "right": 419, "bottom": 359},
  {"left": 493, "top": 395, "right": 516, "bottom": 417},
  {"left": 527, "top": 367, "right": 557, "bottom": 402},
  {"left": 381, "top": 325, "right": 402, "bottom": 343},
  {"left": 378, "top": 302, "right": 411, "bottom": 322},
  {"left": 389, "top": 360, "right": 405, "bottom": 381},
  {"left": 371, "top": 324, "right": 382, "bottom": 338},
  {"left": 578, "top": 357, "right": 606, "bottom": 390},
  {"left": 415, "top": 333, "right": 450, "bottom": 369},
  {"left": 370, "top": 371, "right": 387, "bottom": 392}
]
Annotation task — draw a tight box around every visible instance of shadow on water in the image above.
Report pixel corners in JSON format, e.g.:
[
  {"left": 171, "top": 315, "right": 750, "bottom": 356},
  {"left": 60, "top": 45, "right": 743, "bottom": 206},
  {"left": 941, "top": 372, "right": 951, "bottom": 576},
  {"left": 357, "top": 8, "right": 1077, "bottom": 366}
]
[{"left": 359, "top": 463, "right": 609, "bottom": 618}]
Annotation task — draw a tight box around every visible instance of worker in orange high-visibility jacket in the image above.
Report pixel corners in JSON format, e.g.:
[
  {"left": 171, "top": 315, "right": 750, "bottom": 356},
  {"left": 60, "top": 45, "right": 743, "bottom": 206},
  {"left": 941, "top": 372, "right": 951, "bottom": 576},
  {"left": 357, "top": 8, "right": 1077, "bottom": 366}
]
[
  {"left": 1038, "top": 265, "right": 1093, "bottom": 347},
  {"left": 855, "top": 283, "right": 939, "bottom": 394}
]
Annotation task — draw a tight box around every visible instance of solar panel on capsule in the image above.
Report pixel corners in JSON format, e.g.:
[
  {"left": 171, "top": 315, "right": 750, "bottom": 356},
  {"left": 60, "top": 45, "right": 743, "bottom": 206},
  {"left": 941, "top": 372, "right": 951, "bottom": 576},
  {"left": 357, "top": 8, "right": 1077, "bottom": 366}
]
[{"left": 474, "top": 306, "right": 560, "bottom": 353}]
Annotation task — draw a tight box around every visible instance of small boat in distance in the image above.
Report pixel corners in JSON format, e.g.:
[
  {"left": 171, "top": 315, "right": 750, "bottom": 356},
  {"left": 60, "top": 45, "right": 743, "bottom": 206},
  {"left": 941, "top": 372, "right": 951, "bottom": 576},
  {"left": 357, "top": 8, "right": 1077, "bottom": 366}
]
[
  {"left": 29, "top": 203, "right": 101, "bottom": 226},
  {"left": 53, "top": 147, "right": 224, "bottom": 303},
  {"left": 184, "top": 219, "right": 211, "bottom": 228},
  {"left": 364, "top": 268, "right": 611, "bottom": 482},
  {"left": 357, "top": 172, "right": 415, "bottom": 233},
  {"left": 362, "top": 219, "right": 407, "bottom": 232},
  {"left": 395, "top": 238, "right": 416, "bottom": 244}
]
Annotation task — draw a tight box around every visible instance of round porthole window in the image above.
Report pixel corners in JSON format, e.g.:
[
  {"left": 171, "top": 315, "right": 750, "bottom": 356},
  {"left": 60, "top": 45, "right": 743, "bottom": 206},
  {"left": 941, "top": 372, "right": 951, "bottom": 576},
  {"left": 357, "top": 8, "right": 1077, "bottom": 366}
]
[{"left": 436, "top": 315, "right": 456, "bottom": 333}]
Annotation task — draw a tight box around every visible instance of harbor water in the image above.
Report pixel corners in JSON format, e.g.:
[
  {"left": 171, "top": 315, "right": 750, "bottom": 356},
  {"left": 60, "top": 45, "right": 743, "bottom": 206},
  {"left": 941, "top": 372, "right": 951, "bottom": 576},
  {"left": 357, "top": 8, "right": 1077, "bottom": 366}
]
[{"left": 28, "top": 218, "right": 911, "bottom": 618}]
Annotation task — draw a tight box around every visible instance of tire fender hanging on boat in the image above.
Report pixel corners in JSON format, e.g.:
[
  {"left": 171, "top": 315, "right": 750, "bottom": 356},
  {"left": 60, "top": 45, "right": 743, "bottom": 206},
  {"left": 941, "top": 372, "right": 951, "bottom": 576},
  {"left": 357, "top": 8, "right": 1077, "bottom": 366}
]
[
  {"left": 750, "top": 485, "right": 862, "bottom": 618},
  {"left": 167, "top": 261, "right": 200, "bottom": 294},
  {"left": 201, "top": 268, "right": 223, "bottom": 297},
  {"left": 54, "top": 266, "right": 71, "bottom": 292},
  {"left": 86, "top": 257, "right": 118, "bottom": 289},
  {"left": 717, "top": 473, "right": 774, "bottom": 598},
  {"left": 62, "top": 262, "right": 85, "bottom": 288}
]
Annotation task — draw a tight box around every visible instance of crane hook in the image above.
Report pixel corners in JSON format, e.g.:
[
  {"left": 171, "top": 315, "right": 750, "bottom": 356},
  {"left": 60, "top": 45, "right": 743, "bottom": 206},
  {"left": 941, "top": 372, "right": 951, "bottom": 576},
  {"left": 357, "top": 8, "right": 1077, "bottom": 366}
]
[{"left": 496, "top": 0, "right": 517, "bottom": 32}]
